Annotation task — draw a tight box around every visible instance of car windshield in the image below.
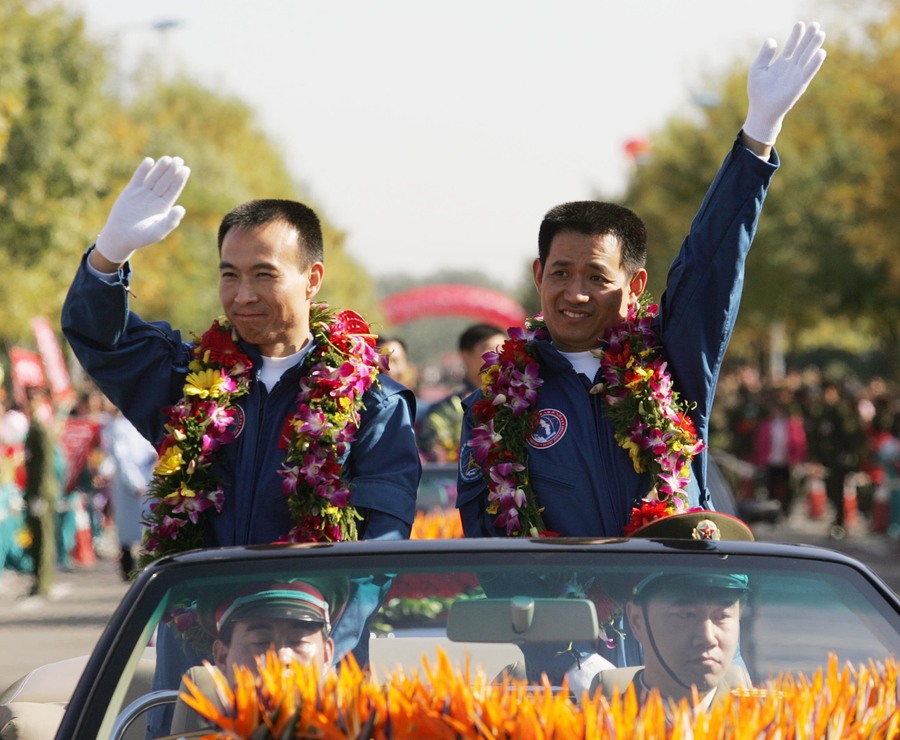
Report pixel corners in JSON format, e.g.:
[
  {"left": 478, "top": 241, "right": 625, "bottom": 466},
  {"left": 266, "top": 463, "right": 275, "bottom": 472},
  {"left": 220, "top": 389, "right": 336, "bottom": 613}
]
[{"left": 73, "top": 543, "right": 900, "bottom": 739}]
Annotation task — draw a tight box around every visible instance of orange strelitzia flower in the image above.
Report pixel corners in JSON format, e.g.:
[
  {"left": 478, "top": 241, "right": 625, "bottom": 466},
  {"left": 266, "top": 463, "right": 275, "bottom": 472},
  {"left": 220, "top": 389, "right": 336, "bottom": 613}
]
[{"left": 180, "top": 648, "right": 900, "bottom": 739}]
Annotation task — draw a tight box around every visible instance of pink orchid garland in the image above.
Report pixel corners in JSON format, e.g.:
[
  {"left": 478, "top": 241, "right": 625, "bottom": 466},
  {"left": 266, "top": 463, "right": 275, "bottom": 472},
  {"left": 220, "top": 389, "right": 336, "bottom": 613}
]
[
  {"left": 140, "top": 305, "right": 381, "bottom": 568},
  {"left": 592, "top": 295, "right": 705, "bottom": 533},
  {"left": 468, "top": 320, "right": 550, "bottom": 537},
  {"left": 469, "top": 293, "right": 704, "bottom": 539}
]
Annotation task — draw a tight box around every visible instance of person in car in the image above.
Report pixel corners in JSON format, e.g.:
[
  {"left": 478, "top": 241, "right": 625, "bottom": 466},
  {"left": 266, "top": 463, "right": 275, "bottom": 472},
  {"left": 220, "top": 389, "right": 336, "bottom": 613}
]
[
  {"left": 457, "top": 21, "right": 828, "bottom": 540},
  {"left": 587, "top": 509, "right": 754, "bottom": 709},
  {"left": 169, "top": 576, "right": 349, "bottom": 735},
  {"left": 62, "top": 188, "right": 420, "bottom": 553},
  {"left": 593, "top": 570, "right": 752, "bottom": 709}
]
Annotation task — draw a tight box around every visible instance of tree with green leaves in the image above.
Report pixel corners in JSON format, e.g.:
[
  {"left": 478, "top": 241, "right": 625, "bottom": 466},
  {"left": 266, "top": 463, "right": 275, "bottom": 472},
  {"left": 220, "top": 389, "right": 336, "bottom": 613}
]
[
  {"left": 0, "top": 0, "right": 381, "bottom": 355},
  {"left": 0, "top": 0, "right": 119, "bottom": 344},
  {"left": 118, "top": 79, "right": 382, "bottom": 336},
  {"left": 620, "top": 1, "right": 900, "bottom": 377}
]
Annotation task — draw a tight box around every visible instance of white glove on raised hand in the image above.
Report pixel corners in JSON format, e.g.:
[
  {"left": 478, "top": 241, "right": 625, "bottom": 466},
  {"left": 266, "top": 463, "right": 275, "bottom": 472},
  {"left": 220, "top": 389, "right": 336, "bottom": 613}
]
[
  {"left": 94, "top": 156, "right": 191, "bottom": 265},
  {"left": 742, "top": 21, "right": 827, "bottom": 146}
]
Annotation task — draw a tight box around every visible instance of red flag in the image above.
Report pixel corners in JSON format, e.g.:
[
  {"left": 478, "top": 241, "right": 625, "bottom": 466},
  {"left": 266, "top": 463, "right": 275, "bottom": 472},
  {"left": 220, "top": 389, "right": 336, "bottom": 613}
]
[
  {"left": 31, "top": 316, "right": 73, "bottom": 402},
  {"left": 9, "top": 347, "right": 44, "bottom": 408}
]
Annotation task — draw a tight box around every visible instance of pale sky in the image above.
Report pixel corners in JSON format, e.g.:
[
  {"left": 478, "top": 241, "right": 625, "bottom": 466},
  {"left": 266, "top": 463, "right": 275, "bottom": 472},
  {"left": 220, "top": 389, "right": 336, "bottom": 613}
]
[{"left": 67, "top": 0, "right": 823, "bottom": 288}]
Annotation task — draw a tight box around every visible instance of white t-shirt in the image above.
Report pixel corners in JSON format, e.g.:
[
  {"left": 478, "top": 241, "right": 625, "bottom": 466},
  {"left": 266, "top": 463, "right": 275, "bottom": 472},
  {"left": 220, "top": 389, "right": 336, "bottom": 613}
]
[
  {"left": 258, "top": 338, "right": 314, "bottom": 391},
  {"left": 559, "top": 350, "right": 602, "bottom": 381}
]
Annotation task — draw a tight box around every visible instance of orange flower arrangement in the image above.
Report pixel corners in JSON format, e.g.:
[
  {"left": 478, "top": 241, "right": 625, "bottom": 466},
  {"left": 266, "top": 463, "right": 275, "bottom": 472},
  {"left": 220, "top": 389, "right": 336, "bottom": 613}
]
[
  {"left": 182, "top": 650, "right": 900, "bottom": 739},
  {"left": 410, "top": 507, "right": 464, "bottom": 539}
]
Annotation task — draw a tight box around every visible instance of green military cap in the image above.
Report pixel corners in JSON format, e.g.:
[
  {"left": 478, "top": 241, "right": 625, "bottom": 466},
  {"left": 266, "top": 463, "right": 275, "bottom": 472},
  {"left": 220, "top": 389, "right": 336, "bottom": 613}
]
[{"left": 628, "top": 510, "right": 754, "bottom": 542}]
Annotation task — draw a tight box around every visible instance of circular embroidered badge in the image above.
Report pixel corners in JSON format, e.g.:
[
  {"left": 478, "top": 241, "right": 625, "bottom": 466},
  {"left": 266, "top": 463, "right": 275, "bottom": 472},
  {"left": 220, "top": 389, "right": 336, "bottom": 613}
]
[
  {"left": 527, "top": 409, "right": 567, "bottom": 449},
  {"left": 231, "top": 405, "right": 246, "bottom": 440}
]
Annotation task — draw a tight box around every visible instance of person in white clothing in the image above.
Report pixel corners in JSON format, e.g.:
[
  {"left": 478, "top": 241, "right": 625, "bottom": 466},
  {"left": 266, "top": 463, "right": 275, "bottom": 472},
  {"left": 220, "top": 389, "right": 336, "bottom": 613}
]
[{"left": 102, "top": 410, "right": 157, "bottom": 579}]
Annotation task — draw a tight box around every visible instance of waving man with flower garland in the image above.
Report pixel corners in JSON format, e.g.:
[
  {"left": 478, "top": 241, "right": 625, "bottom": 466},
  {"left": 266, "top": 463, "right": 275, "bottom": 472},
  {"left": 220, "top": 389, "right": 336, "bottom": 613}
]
[
  {"left": 61, "top": 175, "right": 421, "bottom": 736},
  {"left": 457, "top": 22, "right": 827, "bottom": 541}
]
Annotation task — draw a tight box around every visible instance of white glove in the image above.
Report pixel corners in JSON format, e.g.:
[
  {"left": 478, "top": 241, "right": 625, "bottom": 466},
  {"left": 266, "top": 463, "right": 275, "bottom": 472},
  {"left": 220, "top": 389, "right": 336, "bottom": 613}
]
[
  {"left": 742, "top": 21, "right": 827, "bottom": 146},
  {"left": 95, "top": 156, "right": 191, "bottom": 265}
]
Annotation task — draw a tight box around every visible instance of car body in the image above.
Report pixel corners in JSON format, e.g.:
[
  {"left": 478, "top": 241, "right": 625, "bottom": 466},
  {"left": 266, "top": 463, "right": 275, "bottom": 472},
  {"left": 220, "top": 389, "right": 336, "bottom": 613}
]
[{"left": 3, "top": 536, "right": 900, "bottom": 739}]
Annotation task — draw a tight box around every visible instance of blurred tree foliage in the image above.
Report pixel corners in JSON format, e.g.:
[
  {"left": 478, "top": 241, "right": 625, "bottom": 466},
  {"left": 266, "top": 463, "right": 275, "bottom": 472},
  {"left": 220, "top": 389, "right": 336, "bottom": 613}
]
[
  {"left": 0, "top": 0, "right": 379, "bottom": 350},
  {"left": 121, "top": 80, "right": 382, "bottom": 336},
  {"left": 0, "top": 0, "right": 116, "bottom": 342},
  {"left": 620, "top": 1, "right": 900, "bottom": 376}
]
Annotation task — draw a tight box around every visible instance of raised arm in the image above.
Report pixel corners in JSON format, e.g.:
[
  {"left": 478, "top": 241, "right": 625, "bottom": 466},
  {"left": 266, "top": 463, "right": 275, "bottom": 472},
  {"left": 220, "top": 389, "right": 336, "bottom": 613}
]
[{"left": 740, "top": 21, "right": 827, "bottom": 158}]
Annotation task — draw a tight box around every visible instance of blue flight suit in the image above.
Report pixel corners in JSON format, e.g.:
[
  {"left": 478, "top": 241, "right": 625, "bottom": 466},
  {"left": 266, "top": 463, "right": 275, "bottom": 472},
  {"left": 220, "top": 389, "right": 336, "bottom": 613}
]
[
  {"left": 458, "top": 138, "right": 779, "bottom": 538},
  {"left": 61, "top": 248, "right": 420, "bottom": 735}
]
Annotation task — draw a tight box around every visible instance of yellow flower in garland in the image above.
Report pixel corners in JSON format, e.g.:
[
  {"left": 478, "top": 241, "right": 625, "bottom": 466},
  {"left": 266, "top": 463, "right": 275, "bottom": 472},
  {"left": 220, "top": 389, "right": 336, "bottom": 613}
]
[
  {"left": 140, "top": 307, "right": 383, "bottom": 570},
  {"left": 184, "top": 368, "right": 235, "bottom": 399},
  {"left": 154, "top": 445, "right": 184, "bottom": 476}
]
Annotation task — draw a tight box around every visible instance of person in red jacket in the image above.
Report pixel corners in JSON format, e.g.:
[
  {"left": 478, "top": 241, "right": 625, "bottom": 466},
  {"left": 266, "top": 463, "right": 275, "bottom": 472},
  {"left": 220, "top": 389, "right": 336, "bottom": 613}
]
[{"left": 751, "top": 388, "right": 807, "bottom": 516}]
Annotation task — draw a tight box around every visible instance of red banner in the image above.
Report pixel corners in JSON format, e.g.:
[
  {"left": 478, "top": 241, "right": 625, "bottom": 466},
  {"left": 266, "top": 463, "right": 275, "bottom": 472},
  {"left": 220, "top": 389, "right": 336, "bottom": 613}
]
[
  {"left": 60, "top": 417, "right": 101, "bottom": 492},
  {"left": 31, "top": 316, "right": 73, "bottom": 402},
  {"left": 9, "top": 347, "right": 45, "bottom": 408},
  {"left": 381, "top": 285, "right": 526, "bottom": 331}
]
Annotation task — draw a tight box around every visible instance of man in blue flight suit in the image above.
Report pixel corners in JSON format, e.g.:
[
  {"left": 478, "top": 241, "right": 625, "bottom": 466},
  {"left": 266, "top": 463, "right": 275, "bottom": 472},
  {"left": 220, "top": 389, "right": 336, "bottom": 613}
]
[
  {"left": 458, "top": 21, "right": 827, "bottom": 540},
  {"left": 456, "top": 22, "right": 826, "bottom": 689},
  {"left": 61, "top": 166, "right": 420, "bottom": 736}
]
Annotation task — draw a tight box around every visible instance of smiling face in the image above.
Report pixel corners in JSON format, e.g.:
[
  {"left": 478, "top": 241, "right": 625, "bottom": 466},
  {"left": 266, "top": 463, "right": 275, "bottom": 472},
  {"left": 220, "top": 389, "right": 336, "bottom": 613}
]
[
  {"left": 218, "top": 221, "right": 323, "bottom": 357},
  {"left": 626, "top": 593, "right": 741, "bottom": 699},
  {"left": 213, "top": 617, "right": 334, "bottom": 677},
  {"left": 533, "top": 231, "right": 646, "bottom": 352}
]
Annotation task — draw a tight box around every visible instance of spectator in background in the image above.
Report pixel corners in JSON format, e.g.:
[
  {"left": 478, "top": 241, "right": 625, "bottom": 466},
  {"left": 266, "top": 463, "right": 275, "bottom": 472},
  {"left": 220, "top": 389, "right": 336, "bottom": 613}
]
[
  {"left": 725, "top": 367, "right": 764, "bottom": 463},
  {"left": 416, "top": 323, "right": 506, "bottom": 463},
  {"left": 0, "top": 393, "right": 28, "bottom": 580},
  {"left": 872, "top": 409, "right": 900, "bottom": 539},
  {"left": 102, "top": 409, "right": 157, "bottom": 580},
  {"left": 23, "top": 387, "right": 61, "bottom": 597},
  {"left": 375, "top": 336, "right": 418, "bottom": 395},
  {"left": 751, "top": 387, "right": 807, "bottom": 515},
  {"left": 805, "top": 380, "right": 869, "bottom": 539},
  {"left": 69, "top": 387, "right": 116, "bottom": 545}
]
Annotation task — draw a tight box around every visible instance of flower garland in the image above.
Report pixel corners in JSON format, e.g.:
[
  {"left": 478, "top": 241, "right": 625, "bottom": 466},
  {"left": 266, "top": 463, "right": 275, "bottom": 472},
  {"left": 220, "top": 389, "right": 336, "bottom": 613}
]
[
  {"left": 468, "top": 323, "right": 548, "bottom": 537},
  {"left": 140, "top": 305, "right": 381, "bottom": 568},
  {"left": 592, "top": 295, "right": 705, "bottom": 534},
  {"left": 468, "top": 293, "right": 704, "bottom": 538}
]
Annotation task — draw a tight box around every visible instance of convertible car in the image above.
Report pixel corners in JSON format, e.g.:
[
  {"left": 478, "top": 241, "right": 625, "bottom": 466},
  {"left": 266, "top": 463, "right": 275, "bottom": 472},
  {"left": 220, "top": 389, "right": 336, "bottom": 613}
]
[{"left": 2, "top": 535, "right": 900, "bottom": 739}]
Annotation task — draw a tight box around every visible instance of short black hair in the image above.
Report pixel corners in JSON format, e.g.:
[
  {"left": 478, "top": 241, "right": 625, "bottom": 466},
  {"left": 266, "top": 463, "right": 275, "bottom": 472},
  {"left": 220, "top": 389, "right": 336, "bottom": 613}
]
[
  {"left": 458, "top": 323, "right": 505, "bottom": 353},
  {"left": 217, "top": 199, "right": 324, "bottom": 267},
  {"left": 537, "top": 201, "right": 648, "bottom": 277},
  {"left": 375, "top": 335, "right": 408, "bottom": 352}
]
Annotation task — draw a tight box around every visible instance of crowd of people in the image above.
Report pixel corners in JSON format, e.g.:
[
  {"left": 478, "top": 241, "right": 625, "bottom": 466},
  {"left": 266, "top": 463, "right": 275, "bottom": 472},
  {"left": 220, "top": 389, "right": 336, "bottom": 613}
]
[
  {"left": 0, "top": 382, "right": 157, "bottom": 595},
  {"left": 711, "top": 364, "right": 900, "bottom": 539},
  {"left": 5, "top": 346, "right": 896, "bottom": 594}
]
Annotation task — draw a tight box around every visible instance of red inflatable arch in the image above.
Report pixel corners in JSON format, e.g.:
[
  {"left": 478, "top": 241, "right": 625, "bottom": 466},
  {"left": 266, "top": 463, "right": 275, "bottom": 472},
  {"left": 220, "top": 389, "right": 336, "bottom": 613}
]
[{"left": 381, "top": 284, "right": 526, "bottom": 331}]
